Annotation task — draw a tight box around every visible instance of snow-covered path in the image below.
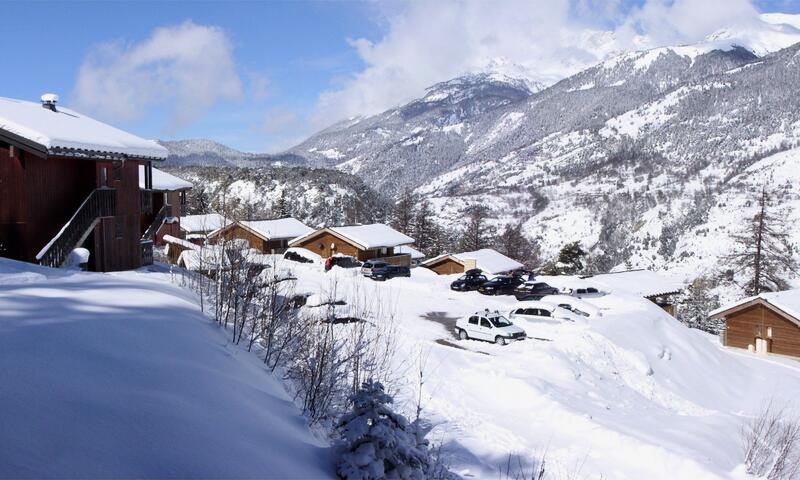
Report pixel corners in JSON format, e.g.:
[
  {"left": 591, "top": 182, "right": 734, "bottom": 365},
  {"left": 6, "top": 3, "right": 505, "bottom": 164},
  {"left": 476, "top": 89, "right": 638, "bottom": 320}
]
[{"left": 0, "top": 259, "right": 331, "bottom": 479}]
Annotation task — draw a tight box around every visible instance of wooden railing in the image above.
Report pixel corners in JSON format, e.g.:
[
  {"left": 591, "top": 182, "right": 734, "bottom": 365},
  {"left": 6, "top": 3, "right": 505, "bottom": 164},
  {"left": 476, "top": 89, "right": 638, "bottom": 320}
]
[
  {"left": 140, "top": 189, "right": 153, "bottom": 215},
  {"left": 142, "top": 204, "right": 172, "bottom": 241},
  {"left": 37, "top": 188, "right": 117, "bottom": 268},
  {"left": 140, "top": 240, "right": 154, "bottom": 266},
  {"left": 378, "top": 253, "right": 412, "bottom": 267}
]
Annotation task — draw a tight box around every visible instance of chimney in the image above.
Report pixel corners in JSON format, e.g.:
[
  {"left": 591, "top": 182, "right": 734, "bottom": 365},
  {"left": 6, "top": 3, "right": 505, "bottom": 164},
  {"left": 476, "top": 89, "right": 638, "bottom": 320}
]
[{"left": 40, "top": 93, "right": 59, "bottom": 112}]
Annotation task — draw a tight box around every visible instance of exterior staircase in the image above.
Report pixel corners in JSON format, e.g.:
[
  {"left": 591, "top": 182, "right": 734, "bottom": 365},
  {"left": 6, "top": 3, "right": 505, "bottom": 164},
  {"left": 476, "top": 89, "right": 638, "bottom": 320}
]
[{"left": 36, "top": 188, "right": 117, "bottom": 268}]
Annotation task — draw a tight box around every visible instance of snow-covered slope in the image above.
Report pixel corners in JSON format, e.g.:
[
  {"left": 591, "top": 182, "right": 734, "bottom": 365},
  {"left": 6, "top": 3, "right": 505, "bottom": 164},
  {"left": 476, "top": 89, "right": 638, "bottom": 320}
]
[
  {"left": 158, "top": 139, "right": 306, "bottom": 167},
  {"left": 0, "top": 259, "right": 331, "bottom": 478},
  {"left": 260, "top": 257, "right": 800, "bottom": 479}
]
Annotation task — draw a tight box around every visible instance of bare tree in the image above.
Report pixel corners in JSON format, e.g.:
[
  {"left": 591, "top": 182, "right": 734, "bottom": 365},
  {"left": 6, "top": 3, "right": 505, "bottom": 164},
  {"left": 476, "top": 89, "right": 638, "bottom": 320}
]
[
  {"left": 742, "top": 400, "right": 800, "bottom": 480},
  {"left": 495, "top": 222, "right": 540, "bottom": 268},
  {"left": 726, "top": 187, "right": 798, "bottom": 295},
  {"left": 458, "top": 204, "right": 496, "bottom": 252},
  {"left": 390, "top": 189, "right": 416, "bottom": 236}
]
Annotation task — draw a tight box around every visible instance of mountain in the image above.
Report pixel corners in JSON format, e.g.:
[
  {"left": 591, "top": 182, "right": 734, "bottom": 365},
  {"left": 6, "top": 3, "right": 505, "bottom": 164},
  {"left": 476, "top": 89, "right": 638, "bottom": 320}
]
[
  {"left": 285, "top": 29, "right": 800, "bottom": 277},
  {"left": 158, "top": 139, "right": 306, "bottom": 168}
]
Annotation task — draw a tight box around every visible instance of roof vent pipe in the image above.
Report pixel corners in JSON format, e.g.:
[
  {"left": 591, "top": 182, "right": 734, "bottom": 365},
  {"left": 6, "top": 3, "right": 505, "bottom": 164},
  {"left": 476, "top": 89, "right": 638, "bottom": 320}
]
[{"left": 41, "top": 93, "right": 59, "bottom": 112}]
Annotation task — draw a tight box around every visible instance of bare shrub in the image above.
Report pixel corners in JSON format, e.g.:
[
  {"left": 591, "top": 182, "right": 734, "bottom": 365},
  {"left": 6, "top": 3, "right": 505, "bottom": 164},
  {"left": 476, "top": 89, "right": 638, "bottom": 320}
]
[{"left": 742, "top": 401, "right": 800, "bottom": 480}]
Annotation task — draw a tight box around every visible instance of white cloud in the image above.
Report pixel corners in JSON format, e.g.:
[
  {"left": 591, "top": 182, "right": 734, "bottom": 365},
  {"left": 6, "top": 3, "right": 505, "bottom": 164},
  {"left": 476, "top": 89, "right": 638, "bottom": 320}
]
[
  {"left": 72, "top": 21, "right": 243, "bottom": 131},
  {"left": 314, "top": 0, "right": 763, "bottom": 126}
]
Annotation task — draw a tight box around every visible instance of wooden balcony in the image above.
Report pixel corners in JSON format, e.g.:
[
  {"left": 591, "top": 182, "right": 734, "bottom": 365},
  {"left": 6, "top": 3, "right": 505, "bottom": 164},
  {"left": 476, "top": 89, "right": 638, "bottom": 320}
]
[{"left": 140, "top": 189, "right": 153, "bottom": 215}]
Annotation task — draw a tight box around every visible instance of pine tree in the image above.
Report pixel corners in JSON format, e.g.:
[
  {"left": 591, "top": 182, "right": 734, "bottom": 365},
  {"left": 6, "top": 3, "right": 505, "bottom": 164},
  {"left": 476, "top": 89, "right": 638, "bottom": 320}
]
[
  {"left": 272, "top": 189, "right": 291, "bottom": 218},
  {"left": 458, "top": 204, "right": 496, "bottom": 252},
  {"left": 725, "top": 187, "right": 797, "bottom": 295},
  {"left": 336, "top": 380, "right": 450, "bottom": 480},
  {"left": 391, "top": 190, "right": 416, "bottom": 236},
  {"left": 677, "top": 276, "right": 722, "bottom": 333},
  {"left": 543, "top": 241, "right": 586, "bottom": 275},
  {"left": 186, "top": 185, "right": 212, "bottom": 215},
  {"left": 495, "top": 222, "right": 540, "bottom": 268}
]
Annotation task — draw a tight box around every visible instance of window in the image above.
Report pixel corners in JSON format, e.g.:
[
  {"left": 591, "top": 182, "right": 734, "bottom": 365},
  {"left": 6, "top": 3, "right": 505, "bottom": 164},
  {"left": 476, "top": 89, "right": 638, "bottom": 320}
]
[
  {"left": 587, "top": 288, "right": 599, "bottom": 294},
  {"left": 468, "top": 316, "right": 478, "bottom": 325},
  {"left": 768, "top": 327, "right": 773, "bottom": 338},
  {"left": 380, "top": 247, "right": 387, "bottom": 255},
  {"left": 180, "top": 191, "right": 187, "bottom": 206},
  {"left": 480, "top": 318, "right": 492, "bottom": 328},
  {"left": 539, "top": 310, "right": 551, "bottom": 317},
  {"left": 112, "top": 162, "right": 122, "bottom": 181},
  {"left": 100, "top": 167, "right": 108, "bottom": 187},
  {"left": 523, "top": 308, "right": 536, "bottom": 316}
]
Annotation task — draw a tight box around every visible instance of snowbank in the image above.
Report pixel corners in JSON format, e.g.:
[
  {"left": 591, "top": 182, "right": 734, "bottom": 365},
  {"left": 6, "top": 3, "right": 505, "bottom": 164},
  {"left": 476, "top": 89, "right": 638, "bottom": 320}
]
[{"left": 0, "top": 258, "right": 331, "bottom": 478}]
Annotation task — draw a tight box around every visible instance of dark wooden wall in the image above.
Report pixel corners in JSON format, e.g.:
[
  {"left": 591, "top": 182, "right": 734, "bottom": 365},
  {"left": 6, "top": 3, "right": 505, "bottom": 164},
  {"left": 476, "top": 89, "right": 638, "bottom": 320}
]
[
  {"left": 725, "top": 304, "right": 800, "bottom": 357},
  {"left": 0, "top": 144, "right": 94, "bottom": 263},
  {"left": 91, "top": 160, "right": 143, "bottom": 271},
  {"left": 425, "top": 257, "right": 465, "bottom": 275}
]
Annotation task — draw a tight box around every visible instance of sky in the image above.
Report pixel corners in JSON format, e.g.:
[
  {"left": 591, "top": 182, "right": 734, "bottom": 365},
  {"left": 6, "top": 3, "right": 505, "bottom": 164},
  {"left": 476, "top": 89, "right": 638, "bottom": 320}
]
[{"left": 3, "top": 0, "right": 799, "bottom": 153}]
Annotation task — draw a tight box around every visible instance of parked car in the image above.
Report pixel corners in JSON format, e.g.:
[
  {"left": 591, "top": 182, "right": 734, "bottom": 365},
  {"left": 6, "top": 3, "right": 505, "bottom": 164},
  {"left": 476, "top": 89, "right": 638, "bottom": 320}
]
[
  {"left": 450, "top": 271, "right": 488, "bottom": 291},
  {"left": 301, "top": 293, "right": 361, "bottom": 324},
  {"left": 454, "top": 310, "right": 526, "bottom": 345},
  {"left": 325, "top": 255, "right": 362, "bottom": 271},
  {"left": 361, "top": 260, "right": 411, "bottom": 281},
  {"left": 477, "top": 276, "right": 523, "bottom": 296},
  {"left": 513, "top": 281, "right": 559, "bottom": 300},
  {"left": 562, "top": 287, "right": 605, "bottom": 299},
  {"left": 538, "top": 294, "right": 602, "bottom": 318},
  {"left": 508, "top": 301, "right": 577, "bottom": 325},
  {"left": 284, "top": 250, "right": 314, "bottom": 264}
]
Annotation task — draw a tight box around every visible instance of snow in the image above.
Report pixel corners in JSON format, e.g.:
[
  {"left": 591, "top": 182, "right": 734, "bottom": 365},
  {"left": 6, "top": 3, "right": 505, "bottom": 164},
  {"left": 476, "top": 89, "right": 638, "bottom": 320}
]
[
  {"left": 180, "top": 213, "right": 229, "bottom": 234},
  {"left": 138, "top": 165, "right": 192, "bottom": 191},
  {"left": 590, "top": 270, "right": 686, "bottom": 298},
  {"left": 162, "top": 234, "right": 200, "bottom": 251},
  {"left": 0, "top": 96, "right": 167, "bottom": 159},
  {"left": 395, "top": 245, "right": 425, "bottom": 260},
  {"left": 710, "top": 289, "right": 800, "bottom": 322},
  {"left": 432, "top": 248, "right": 524, "bottom": 274},
  {"left": 318, "top": 148, "right": 345, "bottom": 160},
  {"left": 312, "top": 224, "right": 414, "bottom": 250},
  {"left": 241, "top": 217, "right": 314, "bottom": 240},
  {"left": 0, "top": 258, "right": 330, "bottom": 478}
]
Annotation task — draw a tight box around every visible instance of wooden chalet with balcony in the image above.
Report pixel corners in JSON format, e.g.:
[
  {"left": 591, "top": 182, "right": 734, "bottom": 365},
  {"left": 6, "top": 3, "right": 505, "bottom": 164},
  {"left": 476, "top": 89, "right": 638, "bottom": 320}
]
[
  {"left": 288, "top": 223, "right": 415, "bottom": 267},
  {"left": 0, "top": 94, "right": 168, "bottom": 272},
  {"left": 208, "top": 217, "right": 313, "bottom": 254}
]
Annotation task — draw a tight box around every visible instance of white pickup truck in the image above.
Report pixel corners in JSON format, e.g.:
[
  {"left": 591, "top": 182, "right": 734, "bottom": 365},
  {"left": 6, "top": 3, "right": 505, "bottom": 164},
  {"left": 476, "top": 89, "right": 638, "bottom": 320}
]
[{"left": 454, "top": 310, "right": 526, "bottom": 345}]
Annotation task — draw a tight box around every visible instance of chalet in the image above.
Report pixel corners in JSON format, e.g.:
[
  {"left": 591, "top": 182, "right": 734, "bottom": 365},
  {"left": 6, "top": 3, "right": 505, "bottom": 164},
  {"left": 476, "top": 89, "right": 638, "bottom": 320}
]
[
  {"left": 589, "top": 270, "right": 685, "bottom": 316},
  {"left": 163, "top": 234, "right": 200, "bottom": 264},
  {"left": 395, "top": 245, "right": 426, "bottom": 267},
  {"left": 422, "top": 248, "right": 524, "bottom": 275},
  {"left": 180, "top": 213, "right": 229, "bottom": 244},
  {"left": 209, "top": 218, "right": 313, "bottom": 254},
  {"left": 0, "top": 94, "right": 168, "bottom": 271},
  {"left": 710, "top": 290, "right": 800, "bottom": 357},
  {"left": 139, "top": 166, "right": 192, "bottom": 245},
  {"left": 288, "top": 223, "right": 415, "bottom": 267}
]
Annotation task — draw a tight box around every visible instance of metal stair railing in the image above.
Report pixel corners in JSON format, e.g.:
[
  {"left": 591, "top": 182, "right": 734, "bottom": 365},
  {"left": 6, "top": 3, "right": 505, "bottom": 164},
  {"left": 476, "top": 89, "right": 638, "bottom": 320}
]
[{"left": 36, "top": 188, "right": 117, "bottom": 268}]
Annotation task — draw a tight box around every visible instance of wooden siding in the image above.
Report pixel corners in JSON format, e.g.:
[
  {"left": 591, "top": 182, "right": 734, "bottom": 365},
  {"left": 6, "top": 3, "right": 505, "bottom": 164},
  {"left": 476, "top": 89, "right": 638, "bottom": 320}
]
[
  {"left": 724, "top": 304, "right": 800, "bottom": 357},
  {"left": 91, "top": 160, "right": 143, "bottom": 271},
  {"left": 425, "top": 257, "right": 465, "bottom": 275},
  {"left": 292, "top": 230, "right": 398, "bottom": 261}
]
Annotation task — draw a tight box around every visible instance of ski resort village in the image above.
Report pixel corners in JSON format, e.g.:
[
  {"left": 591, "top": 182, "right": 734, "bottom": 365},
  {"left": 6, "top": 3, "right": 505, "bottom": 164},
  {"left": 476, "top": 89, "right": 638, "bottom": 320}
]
[{"left": 4, "top": 2, "right": 800, "bottom": 479}]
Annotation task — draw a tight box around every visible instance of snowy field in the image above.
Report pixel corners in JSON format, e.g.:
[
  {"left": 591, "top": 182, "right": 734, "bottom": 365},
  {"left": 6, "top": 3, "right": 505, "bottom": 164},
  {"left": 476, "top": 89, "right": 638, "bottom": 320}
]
[
  {"left": 0, "top": 258, "right": 331, "bottom": 479},
  {"left": 3, "top": 256, "right": 800, "bottom": 479}
]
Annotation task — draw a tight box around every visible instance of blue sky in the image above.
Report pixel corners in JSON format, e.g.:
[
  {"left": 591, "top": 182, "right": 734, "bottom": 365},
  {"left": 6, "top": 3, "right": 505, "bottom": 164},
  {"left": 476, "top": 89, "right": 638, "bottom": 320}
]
[{"left": 3, "top": 0, "right": 799, "bottom": 153}]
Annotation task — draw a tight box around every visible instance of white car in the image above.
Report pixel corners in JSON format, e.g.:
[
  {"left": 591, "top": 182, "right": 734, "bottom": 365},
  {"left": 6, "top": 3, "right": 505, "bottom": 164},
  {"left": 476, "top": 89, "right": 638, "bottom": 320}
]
[
  {"left": 508, "top": 301, "right": 579, "bottom": 324},
  {"left": 561, "top": 286, "right": 606, "bottom": 299},
  {"left": 537, "top": 294, "right": 602, "bottom": 318},
  {"left": 454, "top": 310, "right": 526, "bottom": 345}
]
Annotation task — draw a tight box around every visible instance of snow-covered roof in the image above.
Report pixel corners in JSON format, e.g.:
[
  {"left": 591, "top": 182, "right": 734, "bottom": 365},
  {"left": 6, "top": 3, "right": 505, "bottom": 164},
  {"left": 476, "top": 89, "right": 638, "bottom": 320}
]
[
  {"left": 139, "top": 165, "right": 192, "bottom": 191},
  {"left": 290, "top": 224, "right": 414, "bottom": 250},
  {"left": 395, "top": 245, "right": 425, "bottom": 260},
  {"left": 180, "top": 214, "right": 229, "bottom": 234},
  {"left": 241, "top": 218, "right": 314, "bottom": 241},
  {"left": 0, "top": 96, "right": 168, "bottom": 160},
  {"left": 709, "top": 289, "right": 800, "bottom": 322},
  {"left": 589, "top": 270, "right": 685, "bottom": 298},
  {"left": 177, "top": 245, "right": 273, "bottom": 271},
  {"left": 424, "top": 249, "right": 523, "bottom": 274},
  {"left": 162, "top": 234, "right": 200, "bottom": 251},
  {"left": 453, "top": 249, "right": 524, "bottom": 274}
]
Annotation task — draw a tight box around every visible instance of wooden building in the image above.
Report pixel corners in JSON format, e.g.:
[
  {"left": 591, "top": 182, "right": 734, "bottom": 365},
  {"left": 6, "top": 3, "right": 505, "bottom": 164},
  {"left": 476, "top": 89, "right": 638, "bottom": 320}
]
[
  {"left": 180, "top": 213, "right": 229, "bottom": 245},
  {"left": 209, "top": 218, "right": 313, "bottom": 254},
  {"left": 288, "top": 223, "right": 414, "bottom": 267},
  {"left": 139, "top": 166, "right": 192, "bottom": 246},
  {"left": 422, "top": 249, "right": 524, "bottom": 275},
  {"left": 0, "top": 94, "right": 168, "bottom": 272},
  {"left": 163, "top": 234, "right": 200, "bottom": 264},
  {"left": 589, "top": 270, "right": 685, "bottom": 316},
  {"left": 710, "top": 290, "right": 800, "bottom": 357}
]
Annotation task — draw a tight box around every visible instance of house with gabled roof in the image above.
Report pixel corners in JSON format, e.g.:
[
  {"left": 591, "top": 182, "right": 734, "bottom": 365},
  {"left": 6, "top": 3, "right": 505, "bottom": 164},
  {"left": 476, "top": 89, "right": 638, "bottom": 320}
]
[
  {"left": 288, "top": 223, "right": 415, "bottom": 266},
  {"left": 710, "top": 290, "right": 800, "bottom": 357},
  {"left": 139, "top": 166, "right": 192, "bottom": 246},
  {"left": 179, "top": 213, "right": 230, "bottom": 244},
  {"left": 588, "top": 269, "right": 686, "bottom": 316},
  {"left": 0, "top": 94, "right": 167, "bottom": 271},
  {"left": 422, "top": 248, "right": 524, "bottom": 275},
  {"left": 209, "top": 217, "right": 314, "bottom": 254}
]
